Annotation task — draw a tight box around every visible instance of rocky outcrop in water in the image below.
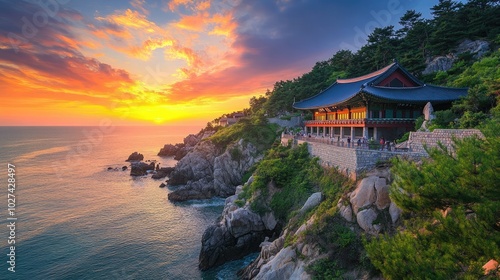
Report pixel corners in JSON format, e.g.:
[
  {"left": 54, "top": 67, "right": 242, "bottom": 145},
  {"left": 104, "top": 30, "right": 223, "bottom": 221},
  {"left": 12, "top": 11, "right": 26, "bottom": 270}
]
[
  {"left": 126, "top": 152, "right": 144, "bottom": 161},
  {"left": 151, "top": 167, "right": 175, "bottom": 179},
  {"left": 167, "top": 139, "right": 260, "bottom": 201},
  {"left": 198, "top": 182, "right": 279, "bottom": 271},
  {"left": 130, "top": 161, "right": 155, "bottom": 176}
]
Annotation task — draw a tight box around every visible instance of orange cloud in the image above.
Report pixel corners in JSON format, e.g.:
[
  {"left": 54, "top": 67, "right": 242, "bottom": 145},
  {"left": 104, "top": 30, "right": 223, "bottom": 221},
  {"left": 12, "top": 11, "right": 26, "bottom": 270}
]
[
  {"left": 174, "top": 12, "right": 209, "bottom": 32},
  {"left": 92, "top": 9, "right": 173, "bottom": 60},
  {"left": 167, "top": 0, "right": 192, "bottom": 12}
]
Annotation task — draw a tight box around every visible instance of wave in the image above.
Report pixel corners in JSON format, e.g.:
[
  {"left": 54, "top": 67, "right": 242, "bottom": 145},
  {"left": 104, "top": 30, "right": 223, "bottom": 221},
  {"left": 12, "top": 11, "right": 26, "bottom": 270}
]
[
  {"left": 180, "top": 198, "right": 226, "bottom": 208},
  {"left": 16, "top": 146, "right": 71, "bottom": 162}
]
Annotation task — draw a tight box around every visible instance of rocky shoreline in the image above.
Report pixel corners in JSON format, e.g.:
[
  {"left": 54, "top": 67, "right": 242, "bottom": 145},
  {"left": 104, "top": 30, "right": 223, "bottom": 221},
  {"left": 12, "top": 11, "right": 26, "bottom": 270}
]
[{"left": 123, "top": 121, "right": 404, "bottom": 278}]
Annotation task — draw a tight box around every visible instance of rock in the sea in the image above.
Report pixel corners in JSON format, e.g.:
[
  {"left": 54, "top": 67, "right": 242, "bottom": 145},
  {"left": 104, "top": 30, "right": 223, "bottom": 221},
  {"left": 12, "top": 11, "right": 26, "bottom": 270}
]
[
  {"left": 126, "top": 152, "right": 144, "bottom": 161},
  {"left": 168, "top": 178, "right": 216, "bottom": 201},
  {"left": 199, "top": 212, "right": 269, "bottom": 271},
  {"left": 122, "top": 166, "right": 128, "bottom": 171},
  {"left": 130, "top": 161, "right": 155, "bottom": 176},
  {"left": 151, "top": 167, "right": 175, "bottom": 179},
  {"left": 107, "top": 167, "right": 113, "bottom": 171},
  {"left": 198, "top": 185, "right": 278, "bottom": 271},
  {"left": 157, "top": 144, "right": 180, "bottom": 156},
  {"left": 159, "top": 182, "right": 166, "bottom": 188}
]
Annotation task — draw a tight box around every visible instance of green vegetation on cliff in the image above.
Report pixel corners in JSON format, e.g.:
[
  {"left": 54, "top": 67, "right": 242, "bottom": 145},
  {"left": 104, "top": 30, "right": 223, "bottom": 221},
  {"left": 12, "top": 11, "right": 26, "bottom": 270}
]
[
  {"left": 239, "top": 143, "right": 319, "bottom": 220},
  {"left": 208, "top": 115, "right": 279, "bottom": 152},
  {"left": 365, "top": 110, "right": 500, "bottom": 279}
]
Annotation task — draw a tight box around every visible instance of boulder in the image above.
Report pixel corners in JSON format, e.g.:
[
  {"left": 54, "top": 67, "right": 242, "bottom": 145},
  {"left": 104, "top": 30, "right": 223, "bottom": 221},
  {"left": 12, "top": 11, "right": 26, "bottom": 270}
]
[
  {"left": 126, "top": 152, "right": 144, "bottom": 161},
  {"left": 356, "top": 208, "right": 381, "bottom": 235},
  {"left": 262, "top": 212, "right": 277, "bottom": 231},
  {"left": 389, "top": 202, "right": 402, "bottom": 223},
  {"left": 226, "top": 208, "right": 265, "bottom": 238},
  {"left": 338, "top": 201, "right": 355, "bottom": 223},
  {"left": 349, "top": 176, "right": 378, "bottom": 214},
  {"left": 374, "top": 177, "right": 391, "bottom": 210},
  {"left": 300, "top": 192, "right": 322, "bottom": 213}
]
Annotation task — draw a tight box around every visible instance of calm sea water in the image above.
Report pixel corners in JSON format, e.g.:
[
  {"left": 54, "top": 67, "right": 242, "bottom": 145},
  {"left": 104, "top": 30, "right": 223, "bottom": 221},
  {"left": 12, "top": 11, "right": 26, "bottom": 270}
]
[{"left": 0, "top": 126, "right": 253, "bottom": 280}]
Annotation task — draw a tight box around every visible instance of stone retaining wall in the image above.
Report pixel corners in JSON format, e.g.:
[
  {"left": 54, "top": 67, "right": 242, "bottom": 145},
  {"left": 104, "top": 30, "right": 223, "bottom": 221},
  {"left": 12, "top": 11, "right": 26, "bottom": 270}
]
[
  {"left": 409, "top": 129, "right": 483, "bottom": 154},
  {"left": 283, "top": 128, "right": 482, "bottom": 180}
]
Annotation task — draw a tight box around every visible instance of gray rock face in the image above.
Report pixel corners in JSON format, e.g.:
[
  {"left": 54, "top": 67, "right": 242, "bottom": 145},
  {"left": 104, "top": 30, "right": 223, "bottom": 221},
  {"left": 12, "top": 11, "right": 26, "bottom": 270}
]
[
  {"left": 168, "top": 140, "right": 259, "bottom": 201},
  {"left": 423, "top": 56, "right": 455, "bottom": 75},
  {"left": 168, "top": 140, "right": 218, "bottom": 185},
  {"left": 199, "top": 191, "right": 277, "bottom": 271},
  {"left": 422, "top": 39, "right": 490, "bottom": 75},
  {"left": 213, "top": 140, "right": 259, "bottom": 197},
  {"left": 455, "top": 39, "right": 490, "bottom": 59}
]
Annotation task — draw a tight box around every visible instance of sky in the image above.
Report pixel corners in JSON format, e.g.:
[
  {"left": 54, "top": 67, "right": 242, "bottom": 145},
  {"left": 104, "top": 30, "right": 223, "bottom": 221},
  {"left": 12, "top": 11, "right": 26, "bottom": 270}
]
[{"left": 0, "top": 0, "right": 444, "bottom": 126}]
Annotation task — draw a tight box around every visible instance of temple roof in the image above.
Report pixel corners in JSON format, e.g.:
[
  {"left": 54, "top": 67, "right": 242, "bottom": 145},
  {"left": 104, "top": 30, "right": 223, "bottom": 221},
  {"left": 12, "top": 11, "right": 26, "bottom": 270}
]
[{"left": 293, "top": 62, "right": 468, "bottom": 110}]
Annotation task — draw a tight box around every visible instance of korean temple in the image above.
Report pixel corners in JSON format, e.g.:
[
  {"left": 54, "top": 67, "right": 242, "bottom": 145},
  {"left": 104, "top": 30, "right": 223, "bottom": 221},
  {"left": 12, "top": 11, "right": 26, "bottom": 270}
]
[{"left": 293, "top": 62, "right": 468, "bottom": 141}]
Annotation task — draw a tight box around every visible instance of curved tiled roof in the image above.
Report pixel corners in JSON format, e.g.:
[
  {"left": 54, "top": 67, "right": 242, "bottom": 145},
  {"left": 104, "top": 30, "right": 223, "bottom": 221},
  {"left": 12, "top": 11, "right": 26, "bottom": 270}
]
[{"left": 293, "top": 63, "right": 467, "bottom": 110}]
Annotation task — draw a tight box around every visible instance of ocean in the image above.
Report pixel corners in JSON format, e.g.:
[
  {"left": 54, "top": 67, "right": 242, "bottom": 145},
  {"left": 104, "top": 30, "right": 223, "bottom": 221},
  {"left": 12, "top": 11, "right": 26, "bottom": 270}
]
[{"left": 0, "top": 126, "right": 254, "bottom": 280}]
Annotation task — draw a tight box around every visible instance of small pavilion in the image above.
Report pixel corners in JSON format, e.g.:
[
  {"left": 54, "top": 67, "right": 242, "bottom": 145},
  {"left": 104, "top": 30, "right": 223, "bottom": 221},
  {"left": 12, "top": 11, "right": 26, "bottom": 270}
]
[{"left": 293, "top": 62, "right": 467, "bottom": 142}]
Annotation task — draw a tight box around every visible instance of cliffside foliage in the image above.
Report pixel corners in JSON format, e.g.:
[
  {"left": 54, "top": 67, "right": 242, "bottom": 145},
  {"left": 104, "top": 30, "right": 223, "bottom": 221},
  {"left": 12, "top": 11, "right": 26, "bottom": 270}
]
[
  {"left": 365, "top": 111, "right": 500, "bottom": 279},
  {"left": 208, "top": 115, "right": 279, "bottom": 152},
  {"left": 239, "top": 143, "right": 320, "bottom": 220},
  {"left": 426, "top": 49, "right": 500, "bottom": 130}
]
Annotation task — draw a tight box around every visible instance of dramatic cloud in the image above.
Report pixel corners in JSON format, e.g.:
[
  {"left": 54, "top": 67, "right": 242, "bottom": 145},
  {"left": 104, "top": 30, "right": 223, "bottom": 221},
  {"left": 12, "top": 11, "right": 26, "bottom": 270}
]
[{"left": 0, "top": 0, "right": 440, "bottom": 125}]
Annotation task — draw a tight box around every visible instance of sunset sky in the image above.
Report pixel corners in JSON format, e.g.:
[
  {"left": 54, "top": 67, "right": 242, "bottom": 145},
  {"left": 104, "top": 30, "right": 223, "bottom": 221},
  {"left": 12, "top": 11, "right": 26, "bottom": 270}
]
[{"left": 0, "top": 0, "right": 442, "bottom": 126}]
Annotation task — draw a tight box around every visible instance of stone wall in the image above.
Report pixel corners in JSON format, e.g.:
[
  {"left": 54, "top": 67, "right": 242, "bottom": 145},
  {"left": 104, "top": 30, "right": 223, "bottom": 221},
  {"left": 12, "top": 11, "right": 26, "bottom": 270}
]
[
  {"left": 268, "top": 116, "right": 303, "bottom": 128},
  {"left": 286, "top": 136, "right": 424, "bottom": 180},
  {"left": 409, "top": 129, "right": 484, "bottom": 154},
  {"left": 297, "top": 139, "right": 358, "bottom": 179},
  {"left": 282, "top": 128, "right": 482, "bottom": 180}
]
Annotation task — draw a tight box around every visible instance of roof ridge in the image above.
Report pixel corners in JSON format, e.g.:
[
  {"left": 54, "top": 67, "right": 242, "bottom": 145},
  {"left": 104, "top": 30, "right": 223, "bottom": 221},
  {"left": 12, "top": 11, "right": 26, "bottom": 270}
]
[{"left": 337, "top": 63, "right": 395, "bottom": 84}]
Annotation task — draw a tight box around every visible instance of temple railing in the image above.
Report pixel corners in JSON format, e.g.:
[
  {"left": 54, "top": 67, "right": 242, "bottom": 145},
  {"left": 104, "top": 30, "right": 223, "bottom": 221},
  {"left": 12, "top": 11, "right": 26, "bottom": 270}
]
[
  {"left": 304, "top": 118, "right": 415, "bottom": 126},
  {"left": 281, "top": 134, "right": 409, "bottom": 152}
]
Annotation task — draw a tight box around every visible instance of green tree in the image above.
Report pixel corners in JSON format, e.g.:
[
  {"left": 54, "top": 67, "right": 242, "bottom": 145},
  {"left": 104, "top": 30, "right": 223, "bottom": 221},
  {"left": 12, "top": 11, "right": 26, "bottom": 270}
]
[{"left": 366, "top": 113, "right": 500, "bottom": 279}]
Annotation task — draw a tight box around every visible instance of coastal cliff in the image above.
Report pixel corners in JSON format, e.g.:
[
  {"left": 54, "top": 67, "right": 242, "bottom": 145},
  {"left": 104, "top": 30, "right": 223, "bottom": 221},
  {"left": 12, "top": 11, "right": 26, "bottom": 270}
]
[
  {"left": 165, "top": 117, "right": 278, "bottom": 202},
  {"left": 167, "top": 139, "right": 260, "bottom": 201}
]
